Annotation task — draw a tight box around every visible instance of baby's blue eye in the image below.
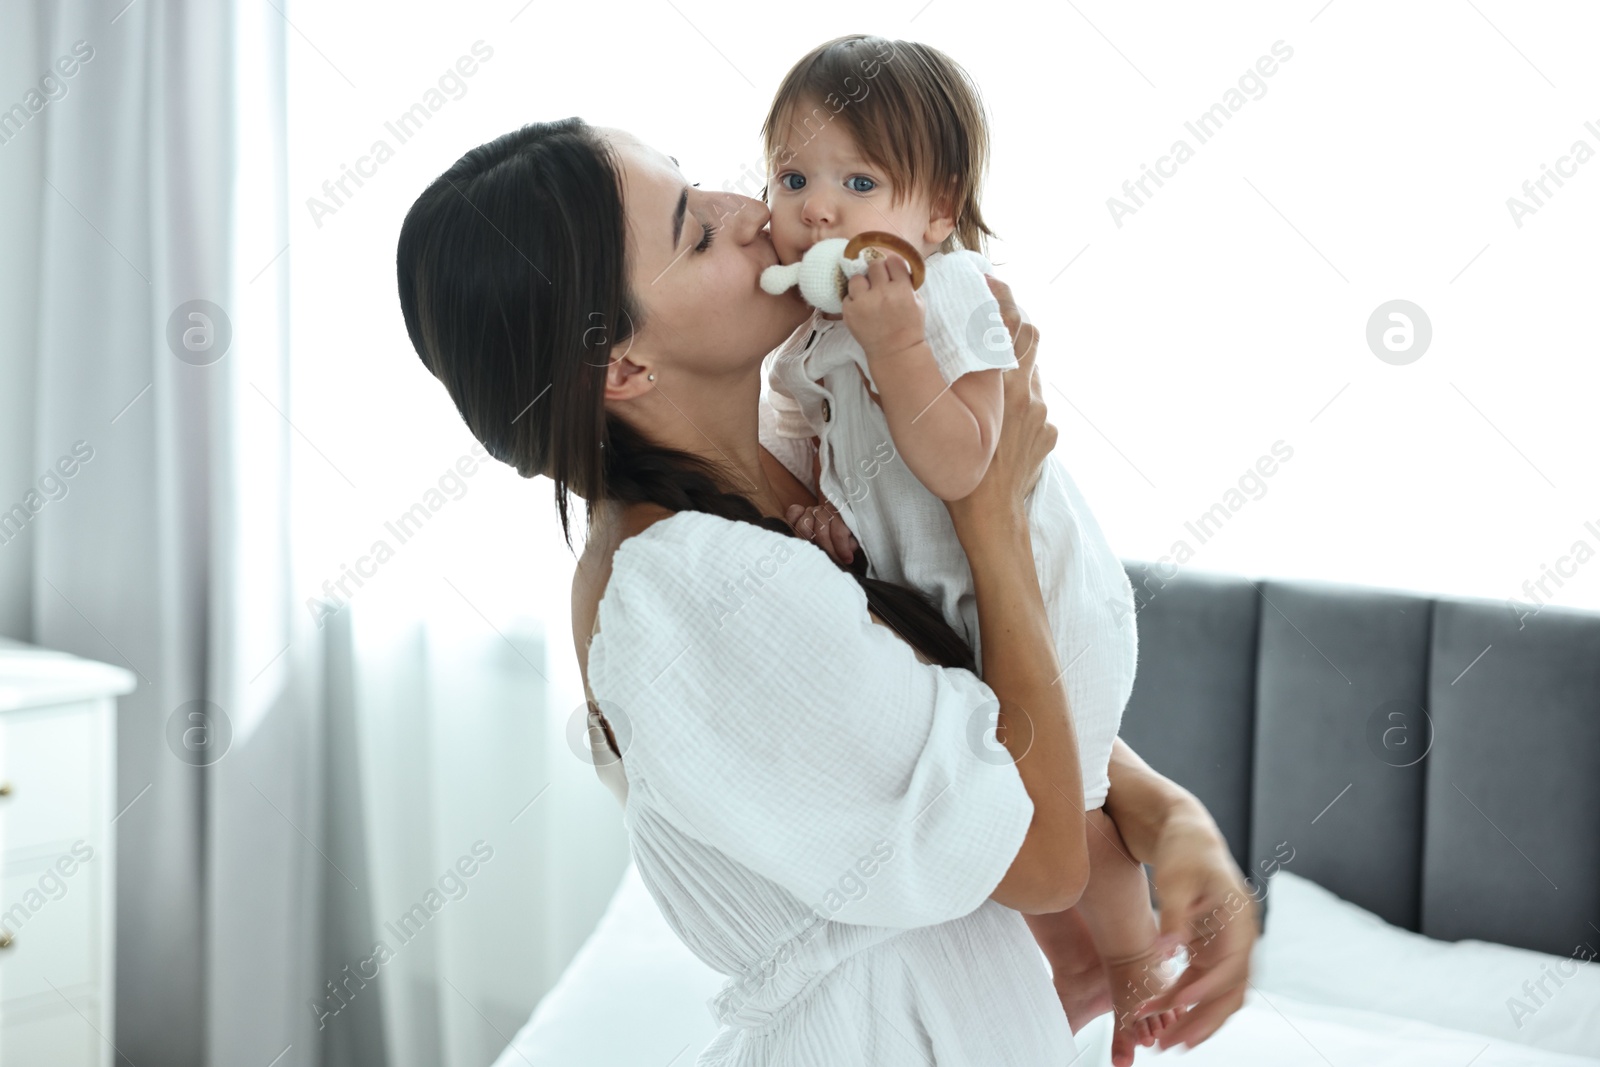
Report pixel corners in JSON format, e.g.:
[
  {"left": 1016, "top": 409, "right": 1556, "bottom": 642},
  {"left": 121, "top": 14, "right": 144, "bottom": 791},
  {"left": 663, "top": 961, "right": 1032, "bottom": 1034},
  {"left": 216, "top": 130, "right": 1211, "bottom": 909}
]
[
  {"left": 847, "top": 176, "right": 876, "bottom": 193},
  {"left": 779, "top": 173, "right": 805, "bottom": 191}
]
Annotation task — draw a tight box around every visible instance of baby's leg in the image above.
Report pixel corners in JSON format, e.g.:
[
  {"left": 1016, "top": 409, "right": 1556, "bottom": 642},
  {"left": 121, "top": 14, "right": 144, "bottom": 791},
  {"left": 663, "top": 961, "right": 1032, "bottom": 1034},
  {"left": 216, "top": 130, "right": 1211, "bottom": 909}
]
[{"left": 1077, "top": 805, "right": 1184, "bottom": 1065}]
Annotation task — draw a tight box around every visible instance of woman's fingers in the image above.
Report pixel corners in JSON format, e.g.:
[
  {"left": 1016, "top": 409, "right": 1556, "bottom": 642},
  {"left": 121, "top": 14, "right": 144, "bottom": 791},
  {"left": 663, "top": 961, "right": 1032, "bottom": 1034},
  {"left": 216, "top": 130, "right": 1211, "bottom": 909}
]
[
  {"left": 1157, "top": 986, "right": 1244, "bottom": 1050},
  {"left": 983, "top": 274, "right": 1038, "bottom": 361},
  {"left": 983, "top": 274, "right": 1021, "bottom": 337},
  {"left": 1133, "top": 950, "right": 1234, "bottom": 1018}
]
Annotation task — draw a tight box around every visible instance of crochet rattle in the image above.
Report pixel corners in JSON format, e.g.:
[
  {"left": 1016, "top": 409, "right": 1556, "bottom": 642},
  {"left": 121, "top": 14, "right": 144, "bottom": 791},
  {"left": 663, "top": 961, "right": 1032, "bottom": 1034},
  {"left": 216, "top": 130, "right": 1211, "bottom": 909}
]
[{"left": 759, "top": 231, "right": 926, "bottom": 314}]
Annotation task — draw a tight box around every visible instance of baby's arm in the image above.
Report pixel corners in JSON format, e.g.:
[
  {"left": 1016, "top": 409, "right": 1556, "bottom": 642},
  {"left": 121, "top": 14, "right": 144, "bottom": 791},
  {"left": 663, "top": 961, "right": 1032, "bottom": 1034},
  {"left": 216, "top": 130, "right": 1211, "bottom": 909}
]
[
  {"left": 840, "top": 255, "right": 1002, "bottom": 501},
  {"left": 874, "top": 357, "right": 1003, "bottom": 502}
]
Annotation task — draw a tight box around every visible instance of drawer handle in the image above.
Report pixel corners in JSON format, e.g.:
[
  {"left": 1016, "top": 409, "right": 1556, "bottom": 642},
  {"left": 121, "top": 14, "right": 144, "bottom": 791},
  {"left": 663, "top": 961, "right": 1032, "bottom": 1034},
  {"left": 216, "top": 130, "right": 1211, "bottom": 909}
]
[
  {"left": 0, "top": 930, "right": 13, "bottom": 949},
  {"left": 0, "top": 782, "right": 11, "bottom": 797}
]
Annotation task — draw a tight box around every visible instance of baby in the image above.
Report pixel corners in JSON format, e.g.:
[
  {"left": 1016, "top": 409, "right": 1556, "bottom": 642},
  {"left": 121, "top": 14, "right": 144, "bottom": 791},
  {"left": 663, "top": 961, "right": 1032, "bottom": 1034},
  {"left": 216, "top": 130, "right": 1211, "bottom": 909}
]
[{"left": 757, "top": 35, "right": 1184, "bottom": 1061}]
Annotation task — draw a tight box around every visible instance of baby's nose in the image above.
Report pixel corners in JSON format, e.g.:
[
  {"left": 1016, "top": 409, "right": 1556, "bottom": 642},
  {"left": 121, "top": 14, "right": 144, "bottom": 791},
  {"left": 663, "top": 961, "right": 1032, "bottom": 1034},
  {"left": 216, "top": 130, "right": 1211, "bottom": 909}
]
[{"left": 802, "top": 195, "right": 834, "bottom": 225}]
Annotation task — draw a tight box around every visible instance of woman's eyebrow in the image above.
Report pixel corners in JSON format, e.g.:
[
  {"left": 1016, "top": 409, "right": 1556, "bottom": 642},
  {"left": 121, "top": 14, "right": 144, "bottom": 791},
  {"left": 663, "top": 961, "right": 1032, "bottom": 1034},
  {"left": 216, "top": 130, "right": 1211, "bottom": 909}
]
[{"left": 671, "top": 185, "right": 688, "bottom": 250}]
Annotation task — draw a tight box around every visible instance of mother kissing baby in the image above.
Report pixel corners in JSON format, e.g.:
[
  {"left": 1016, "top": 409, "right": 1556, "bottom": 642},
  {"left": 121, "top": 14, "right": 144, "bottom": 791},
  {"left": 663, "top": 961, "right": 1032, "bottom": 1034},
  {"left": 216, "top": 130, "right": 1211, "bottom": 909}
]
[{"left": 395, "top": 32, "right": 1256, "bottom": 1067}]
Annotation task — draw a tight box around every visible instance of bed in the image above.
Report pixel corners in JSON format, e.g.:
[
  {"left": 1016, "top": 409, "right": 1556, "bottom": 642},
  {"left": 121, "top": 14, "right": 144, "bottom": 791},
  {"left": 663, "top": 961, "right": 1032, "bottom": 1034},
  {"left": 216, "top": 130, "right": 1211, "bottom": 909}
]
[{"left": 492, "top": 564, "right": 1600, "bottom": 1064}]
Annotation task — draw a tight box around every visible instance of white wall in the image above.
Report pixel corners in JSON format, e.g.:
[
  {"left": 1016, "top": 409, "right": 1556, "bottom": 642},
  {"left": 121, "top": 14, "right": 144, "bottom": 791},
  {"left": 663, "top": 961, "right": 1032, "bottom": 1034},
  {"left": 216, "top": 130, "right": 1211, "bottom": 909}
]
[{"left": 280, "top": 0, "right": 1600, "bottom": 661}]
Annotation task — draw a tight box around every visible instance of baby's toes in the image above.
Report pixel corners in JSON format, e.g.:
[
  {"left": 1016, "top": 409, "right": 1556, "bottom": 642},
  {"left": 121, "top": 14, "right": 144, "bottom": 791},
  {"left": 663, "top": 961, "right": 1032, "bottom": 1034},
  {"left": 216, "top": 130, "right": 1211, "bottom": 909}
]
[{"left": 1150, "top": 1006, "right": 1183, "bottom": 1038}]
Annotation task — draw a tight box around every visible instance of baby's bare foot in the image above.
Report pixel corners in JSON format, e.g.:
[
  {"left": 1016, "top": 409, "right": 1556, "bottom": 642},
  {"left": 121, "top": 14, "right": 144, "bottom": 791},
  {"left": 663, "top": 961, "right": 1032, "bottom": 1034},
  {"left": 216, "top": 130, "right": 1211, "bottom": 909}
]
[
  {"left": 1048, "top": 954, "right": 1112, "bottom": 1035},
  {"left": 1104, "top": 941, "right": 1186, "bottom": 1066}
]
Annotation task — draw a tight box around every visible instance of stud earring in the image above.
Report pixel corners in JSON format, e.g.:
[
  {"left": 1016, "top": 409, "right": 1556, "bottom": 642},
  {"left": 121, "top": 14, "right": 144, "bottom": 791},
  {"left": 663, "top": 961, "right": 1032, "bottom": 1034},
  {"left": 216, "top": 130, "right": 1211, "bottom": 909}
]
[{"left": 647, "top": 372, "right": 655, "bottom": 381}]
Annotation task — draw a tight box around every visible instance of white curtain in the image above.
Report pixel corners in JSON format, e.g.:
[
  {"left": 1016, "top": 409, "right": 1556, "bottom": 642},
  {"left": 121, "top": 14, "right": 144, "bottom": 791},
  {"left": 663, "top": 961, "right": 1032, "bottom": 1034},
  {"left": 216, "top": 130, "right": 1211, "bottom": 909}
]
[{"left": 3, "top": 2, "right": 630, "bottom": 1065}]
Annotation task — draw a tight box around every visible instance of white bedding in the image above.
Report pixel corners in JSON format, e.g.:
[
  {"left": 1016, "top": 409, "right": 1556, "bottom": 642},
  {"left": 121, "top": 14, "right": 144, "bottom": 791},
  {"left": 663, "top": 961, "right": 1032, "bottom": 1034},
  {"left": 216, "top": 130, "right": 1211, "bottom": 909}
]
[
  {"left": 1070, "top": 989, "right": 1600, "bottom": 1066},
  {"left": 491, "top": 862, "right": 1600, "bottom": 1066}
]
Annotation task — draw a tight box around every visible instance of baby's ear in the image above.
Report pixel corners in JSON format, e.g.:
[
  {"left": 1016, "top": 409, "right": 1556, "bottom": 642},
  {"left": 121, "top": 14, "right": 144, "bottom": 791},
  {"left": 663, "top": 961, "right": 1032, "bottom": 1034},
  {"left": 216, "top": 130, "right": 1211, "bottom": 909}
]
[{"left": 925, "top": 179, "right": 959, "bottom": 246}]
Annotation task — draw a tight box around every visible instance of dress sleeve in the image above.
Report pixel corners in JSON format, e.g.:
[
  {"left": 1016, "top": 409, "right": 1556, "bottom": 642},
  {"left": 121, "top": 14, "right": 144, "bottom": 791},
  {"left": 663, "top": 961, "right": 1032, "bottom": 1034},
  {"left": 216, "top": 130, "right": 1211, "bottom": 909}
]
[
  {"left": 921, "top": 250, "right": 1019, "bottom": 384},
  {"left": 588, "top": 511, "right": 1034, "bottom": 930}
]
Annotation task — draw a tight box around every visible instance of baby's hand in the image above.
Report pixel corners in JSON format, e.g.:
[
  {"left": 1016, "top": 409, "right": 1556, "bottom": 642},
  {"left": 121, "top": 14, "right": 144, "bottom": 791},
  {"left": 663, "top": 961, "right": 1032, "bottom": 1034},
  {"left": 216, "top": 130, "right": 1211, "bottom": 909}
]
[
  {"left": 1105, "top": 940, "right": 1187, "bottom": 1066},
  {"left": 841, "top": 252, "right": 926, "bottom": 362},
  {"left": 784, "top": 501, "right": 859, "bottom": 566}
]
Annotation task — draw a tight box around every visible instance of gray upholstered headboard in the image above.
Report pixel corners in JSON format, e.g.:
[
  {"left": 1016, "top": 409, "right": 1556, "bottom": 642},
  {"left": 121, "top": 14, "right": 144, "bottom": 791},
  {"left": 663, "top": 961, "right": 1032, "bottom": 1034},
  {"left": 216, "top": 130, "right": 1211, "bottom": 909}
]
[{"left": 1117, "top": 562, "right": 1600, "bottom": 961}]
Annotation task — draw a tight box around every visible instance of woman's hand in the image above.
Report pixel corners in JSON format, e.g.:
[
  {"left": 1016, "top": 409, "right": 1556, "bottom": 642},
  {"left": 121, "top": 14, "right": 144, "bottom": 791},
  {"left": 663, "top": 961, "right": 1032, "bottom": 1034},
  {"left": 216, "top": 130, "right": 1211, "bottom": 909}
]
[
  {"left": 944, "top": 276, "right": 1048, "bottom": 539},
  {"left": 1130, "top": 810, "right": 1258, "bottom": 1049}
]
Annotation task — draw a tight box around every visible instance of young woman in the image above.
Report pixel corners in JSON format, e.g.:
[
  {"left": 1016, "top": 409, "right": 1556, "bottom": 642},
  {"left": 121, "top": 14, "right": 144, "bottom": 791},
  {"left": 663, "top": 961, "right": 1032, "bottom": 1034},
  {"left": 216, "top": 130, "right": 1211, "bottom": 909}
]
[{"left": 396, "top": 118, "right": 1255, "bottom": 1066}]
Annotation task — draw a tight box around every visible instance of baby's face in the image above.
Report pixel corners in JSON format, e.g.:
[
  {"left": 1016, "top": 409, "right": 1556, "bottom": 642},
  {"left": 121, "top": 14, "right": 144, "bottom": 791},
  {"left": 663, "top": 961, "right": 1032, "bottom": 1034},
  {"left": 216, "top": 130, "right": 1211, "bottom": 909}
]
[{"left": 766, "top": 98, "right": 950, "bottom": 269}]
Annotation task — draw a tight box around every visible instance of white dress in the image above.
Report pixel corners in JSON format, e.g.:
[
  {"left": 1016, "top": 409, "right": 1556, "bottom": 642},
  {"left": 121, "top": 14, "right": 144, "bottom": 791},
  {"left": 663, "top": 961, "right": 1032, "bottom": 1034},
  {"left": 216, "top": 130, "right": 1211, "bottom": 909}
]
[
  {"left": 585, "top": 496, "right": 1077, "bottom": 1064},
  {"left": 766, "top": 250, "right": 1140, "bottom": 808}
]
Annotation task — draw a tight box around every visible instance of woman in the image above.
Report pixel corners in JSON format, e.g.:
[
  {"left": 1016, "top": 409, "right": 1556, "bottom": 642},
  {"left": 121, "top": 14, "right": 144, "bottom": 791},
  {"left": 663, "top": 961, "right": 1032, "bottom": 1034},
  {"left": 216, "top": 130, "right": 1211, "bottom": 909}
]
[{"left": 396, "top": 118, "right": 1255, "bottom": 1066}]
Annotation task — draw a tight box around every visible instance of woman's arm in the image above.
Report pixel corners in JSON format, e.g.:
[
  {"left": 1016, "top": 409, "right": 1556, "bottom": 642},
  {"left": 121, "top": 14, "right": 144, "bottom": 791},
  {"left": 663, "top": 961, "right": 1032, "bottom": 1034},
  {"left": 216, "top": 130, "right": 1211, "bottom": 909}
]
[
  {"left": 943, "top": 278, "right": 1089, "bottom": 915},
  {"left": 1102, "top": 737, "right": 1257, "bottom": 1050}
]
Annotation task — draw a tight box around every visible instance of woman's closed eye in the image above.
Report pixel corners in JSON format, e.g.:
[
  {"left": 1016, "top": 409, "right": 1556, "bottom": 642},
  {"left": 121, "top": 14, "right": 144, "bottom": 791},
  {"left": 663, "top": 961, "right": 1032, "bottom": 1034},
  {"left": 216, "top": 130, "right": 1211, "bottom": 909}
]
[{"left": 695, "top": 219, "right": 719, "bottom": 252}]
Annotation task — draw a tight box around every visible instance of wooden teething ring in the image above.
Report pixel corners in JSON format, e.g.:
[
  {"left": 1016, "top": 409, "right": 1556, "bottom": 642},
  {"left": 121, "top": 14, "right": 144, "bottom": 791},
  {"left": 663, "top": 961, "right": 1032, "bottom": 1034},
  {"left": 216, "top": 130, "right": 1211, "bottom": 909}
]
[{"left": 843, "top": 231, "right": 926, "bottom": 289}]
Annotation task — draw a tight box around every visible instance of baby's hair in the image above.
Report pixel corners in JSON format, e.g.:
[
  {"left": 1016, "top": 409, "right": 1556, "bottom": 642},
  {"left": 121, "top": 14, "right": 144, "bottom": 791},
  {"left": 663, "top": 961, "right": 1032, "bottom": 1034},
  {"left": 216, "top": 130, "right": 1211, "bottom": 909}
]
[{"left": 759, "top": 34, "right": 996, "bottom": 257}]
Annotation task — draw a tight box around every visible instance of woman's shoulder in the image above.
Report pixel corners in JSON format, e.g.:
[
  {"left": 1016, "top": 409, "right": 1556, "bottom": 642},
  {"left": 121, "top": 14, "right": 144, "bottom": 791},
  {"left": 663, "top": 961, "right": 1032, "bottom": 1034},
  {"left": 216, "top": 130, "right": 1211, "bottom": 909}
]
[
  {"left": 601, "top": 511, "right": 825, "bottom": 620},
  {"left": 596, "top": 510, "right": 851, "bottom": 650}
]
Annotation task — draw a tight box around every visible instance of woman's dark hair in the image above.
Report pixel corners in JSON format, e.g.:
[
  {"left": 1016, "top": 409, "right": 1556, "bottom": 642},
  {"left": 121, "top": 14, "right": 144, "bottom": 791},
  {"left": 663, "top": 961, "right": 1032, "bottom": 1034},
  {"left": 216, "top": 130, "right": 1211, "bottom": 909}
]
[{"left": 396, "top": 118, "right": 975, "bottom": 672}]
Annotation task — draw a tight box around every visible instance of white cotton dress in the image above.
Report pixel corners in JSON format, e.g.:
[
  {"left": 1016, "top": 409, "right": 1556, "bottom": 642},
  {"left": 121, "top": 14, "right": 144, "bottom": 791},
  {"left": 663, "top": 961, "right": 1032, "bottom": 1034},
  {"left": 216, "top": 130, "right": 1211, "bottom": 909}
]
[
  {"left": 766, "top": 249, "right": 1140, "bottom": 809},
  {"left": 583, "top": 423, "right": 1079, "bottom": 1065}
]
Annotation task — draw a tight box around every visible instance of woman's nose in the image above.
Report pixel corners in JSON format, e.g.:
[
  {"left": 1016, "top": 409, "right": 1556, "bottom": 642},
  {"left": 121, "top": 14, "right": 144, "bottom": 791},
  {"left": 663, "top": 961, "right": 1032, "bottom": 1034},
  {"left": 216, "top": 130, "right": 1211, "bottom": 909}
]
[{"left": 719, "top": 193, "right": 770, "bottom": 242}]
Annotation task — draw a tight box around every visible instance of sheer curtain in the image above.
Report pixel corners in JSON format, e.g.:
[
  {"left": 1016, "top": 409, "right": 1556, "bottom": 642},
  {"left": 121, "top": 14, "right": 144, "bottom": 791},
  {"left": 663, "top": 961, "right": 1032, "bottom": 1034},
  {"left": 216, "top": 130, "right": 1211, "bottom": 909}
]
[
  {"left": 214, "top": 2, "right": 630, "bottom": 1066},
  {"left": 3, "top": 2, "right": 627, "bottom": 1065}
]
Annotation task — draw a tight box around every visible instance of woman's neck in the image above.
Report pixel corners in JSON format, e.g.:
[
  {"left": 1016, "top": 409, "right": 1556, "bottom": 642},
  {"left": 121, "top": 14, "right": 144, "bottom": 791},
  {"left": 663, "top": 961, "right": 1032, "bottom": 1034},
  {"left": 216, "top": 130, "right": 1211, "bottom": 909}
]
[{"left": 613, "top": 364, "right": 789, "bottom": 519}]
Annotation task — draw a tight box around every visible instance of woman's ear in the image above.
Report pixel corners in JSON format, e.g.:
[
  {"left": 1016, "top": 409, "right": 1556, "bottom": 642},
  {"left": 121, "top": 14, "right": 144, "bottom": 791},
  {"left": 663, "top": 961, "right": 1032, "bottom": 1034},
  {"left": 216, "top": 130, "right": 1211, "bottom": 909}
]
[{"left": 603, "top": 355, "right": 656, "bottom": 402}]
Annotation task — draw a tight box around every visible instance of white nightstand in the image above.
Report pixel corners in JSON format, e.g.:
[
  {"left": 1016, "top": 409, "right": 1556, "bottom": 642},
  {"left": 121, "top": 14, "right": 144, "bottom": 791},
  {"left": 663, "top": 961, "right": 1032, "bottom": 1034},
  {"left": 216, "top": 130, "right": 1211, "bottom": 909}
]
[{"left": 0, "top": 639, "right": 133, "bottom": 1067}]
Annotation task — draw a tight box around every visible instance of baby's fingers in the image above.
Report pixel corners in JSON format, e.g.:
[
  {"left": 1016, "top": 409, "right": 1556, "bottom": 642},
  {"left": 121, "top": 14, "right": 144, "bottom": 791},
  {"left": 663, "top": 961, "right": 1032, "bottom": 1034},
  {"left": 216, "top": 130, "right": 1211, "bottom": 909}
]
[
  {"left": 786, "top": 504, "right": 819, "bottom": 542},
  {"left": 788, "top": 504, "right": 854, "bottom": 565},
  {"left": 825, "top": 516, "right": 859, "bottom": 565}
]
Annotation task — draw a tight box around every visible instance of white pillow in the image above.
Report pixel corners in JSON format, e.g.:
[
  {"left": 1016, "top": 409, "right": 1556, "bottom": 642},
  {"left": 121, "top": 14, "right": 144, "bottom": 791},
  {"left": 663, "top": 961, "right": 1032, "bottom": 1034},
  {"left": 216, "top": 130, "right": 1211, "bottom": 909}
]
[{"left": 1253, "top": 869, "right": 1600, "bottom": 1059}]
